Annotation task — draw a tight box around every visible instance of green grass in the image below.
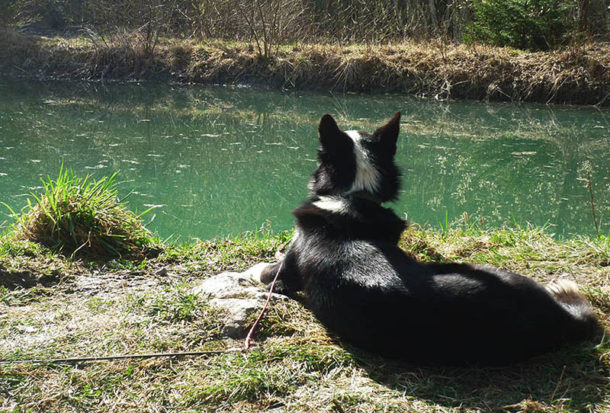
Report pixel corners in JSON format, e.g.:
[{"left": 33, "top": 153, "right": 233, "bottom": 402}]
[
  {"left": 0, "top": 179, "right": 608, "bottom": 411},
  {"left": 3, "top": 165, "right": 158, "bottom": 260}
]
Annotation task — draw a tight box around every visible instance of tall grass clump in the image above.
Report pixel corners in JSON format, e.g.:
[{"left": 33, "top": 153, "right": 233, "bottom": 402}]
[{"left": 7, "top": 167, "right": 157, "bottom": 259}]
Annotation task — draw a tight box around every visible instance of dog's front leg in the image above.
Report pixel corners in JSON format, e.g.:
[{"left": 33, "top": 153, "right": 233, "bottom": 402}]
[
  {"left": 258, "top": 249, "right": 302, "bottom": 296},
  {"left": 242, "top": 262, "right": 274, "bottom": 283},
  {"left": 241, "top": 261, "right": 293, "bottom": 295}
]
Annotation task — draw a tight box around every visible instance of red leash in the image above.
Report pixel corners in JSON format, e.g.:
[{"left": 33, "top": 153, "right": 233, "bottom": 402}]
[{"left": 244, "top": 261, "right": 284, "bottom": 350}]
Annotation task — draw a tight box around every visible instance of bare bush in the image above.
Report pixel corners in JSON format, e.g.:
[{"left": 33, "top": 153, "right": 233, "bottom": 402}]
[
  {"left": 235, "top": 0, "right": 308, "bottom": 58},
  {"left": 4, "top": 0, "right": 607, "bottom": 46}
]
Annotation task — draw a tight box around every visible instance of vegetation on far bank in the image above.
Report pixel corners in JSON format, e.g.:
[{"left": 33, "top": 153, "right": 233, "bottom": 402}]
[
  {"left": 3, "top": 0, "right": 608, "bottom": 50},
  {"left": 2, "top": 0, "right": 608, "bottom": 104},
  {"left": 1, "top": 169, "right": 609, "bottom": 411},
  {"left": 1, "top": 29, "right": 609, "bottom": 106}
]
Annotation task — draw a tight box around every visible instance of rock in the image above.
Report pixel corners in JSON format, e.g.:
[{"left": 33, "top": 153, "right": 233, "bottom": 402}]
[
  {"left": 191, "top": 263, "right": 285, "bottom": 338},
  {"left": 208, "top": 297, "right": 265, "bottom": 338}
]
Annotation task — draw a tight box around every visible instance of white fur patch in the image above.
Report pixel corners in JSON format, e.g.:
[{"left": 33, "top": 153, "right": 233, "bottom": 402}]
[
  {"left": 546, "top": 279, "right": 581, "bottom": 299},
  {"left": 241, "top": 262, "right": 271, "bottom": 283},
  {"left": 291, "top": 227, "right": 302, "bottom": 242},
  {"left": 345, "top": 130, "right": 381, "bottom": 194},
  {"left": 313, "top": 196, "right": 350, "bottom": 214}
]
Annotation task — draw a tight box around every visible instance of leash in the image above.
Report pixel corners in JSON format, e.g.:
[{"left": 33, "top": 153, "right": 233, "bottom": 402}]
[
  {"left": 1, "top": 263, "right": 284, "bottom": 365},
  {"left": 244, "top": 260, "right": 284, "bottom": 350},
  {"left": 0, "top": 349, "right": 249, "bottom": 365}
]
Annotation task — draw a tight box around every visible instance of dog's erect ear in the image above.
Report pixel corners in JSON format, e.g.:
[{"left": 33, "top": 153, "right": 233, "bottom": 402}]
[
  {"left": 318, "top": 114, "right": 350, "bottom": 152},
  {"left": 373, "top": 112, "right": 401, "bottom": 155}
]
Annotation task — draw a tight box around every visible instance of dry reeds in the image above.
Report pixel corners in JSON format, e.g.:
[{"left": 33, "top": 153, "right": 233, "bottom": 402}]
[{"left": 1, "top": 30, "right": 608, "bottom": 105}]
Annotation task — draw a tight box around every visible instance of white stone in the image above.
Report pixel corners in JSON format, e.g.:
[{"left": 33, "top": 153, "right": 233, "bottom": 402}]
[{"left": 191, "top": 264, "right": 285, "bottom": 338}]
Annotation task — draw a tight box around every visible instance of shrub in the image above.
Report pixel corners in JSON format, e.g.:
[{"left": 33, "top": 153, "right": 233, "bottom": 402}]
[
  {"left": 465, "top": 0, "right": 576, "bottom": 51},
  {"left": 8, "top": 166, "right": 158, "bottom": 259},
  {"left": 0, "top": 0, "right": 18, "bottom": 28}
]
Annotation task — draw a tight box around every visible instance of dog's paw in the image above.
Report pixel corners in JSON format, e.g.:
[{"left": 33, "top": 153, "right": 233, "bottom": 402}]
[
  {"left": 275, "top": 250, "right": 286, "bottom": 261},
  {"left": 241, "top": 262, "right": 272, "bottom": 283}
]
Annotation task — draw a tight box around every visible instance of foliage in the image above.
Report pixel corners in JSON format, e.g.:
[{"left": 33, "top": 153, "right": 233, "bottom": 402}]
[
  {"left": 236, "top": 0, "right": 307, "bottom": 58},
  {"left": 5, "top": 166, "right": 158, "bottom": 260},
  {"left": 3, "top": 0, "right": 606, "bottom": 51},
  {"left": 306, "top": 0, "right": 472, "bottom": 41},
  {"left": 0, "top": 0, "right": 18, "bottom": 28},
  {"left": 465, "top": 0, "right": 576, "bottom": 50}
]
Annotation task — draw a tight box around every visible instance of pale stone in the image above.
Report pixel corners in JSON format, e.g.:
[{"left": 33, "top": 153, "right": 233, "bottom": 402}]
[{"left": 191, "top": 263, "right": 285, "bottom": 338}]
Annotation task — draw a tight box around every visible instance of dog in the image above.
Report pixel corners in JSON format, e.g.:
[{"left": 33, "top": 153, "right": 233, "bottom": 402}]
[{"left": 254, "top": 112, "right": 599, "bottom": 364}]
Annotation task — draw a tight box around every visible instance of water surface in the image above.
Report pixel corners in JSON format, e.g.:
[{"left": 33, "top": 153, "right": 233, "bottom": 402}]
[{"left": 0, "top": 81, "right": 608, "bottom": 239}]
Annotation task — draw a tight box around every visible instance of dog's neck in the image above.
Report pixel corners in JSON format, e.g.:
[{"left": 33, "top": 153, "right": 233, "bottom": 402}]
[
  {"left": 310, "top": 192, "right": 383, "bottom": 216},
  {"left": 296, "top": 193, "right": 405, "bottom": 244},
  {"left": 346, "top": 190, "right": 383, "bottom": 205},
  {"left": 311, "top": 191, "right": 383, "bottom": 206}
]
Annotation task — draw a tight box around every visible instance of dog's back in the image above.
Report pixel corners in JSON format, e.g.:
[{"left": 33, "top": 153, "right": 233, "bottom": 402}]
[{"left": 288, "top": 197, "right": 597, "bottom": 363}]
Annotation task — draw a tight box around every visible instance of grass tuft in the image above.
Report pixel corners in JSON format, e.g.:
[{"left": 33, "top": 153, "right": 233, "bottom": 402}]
[{"left": 6, "top": 166, "right": 158, "bottom": 260}]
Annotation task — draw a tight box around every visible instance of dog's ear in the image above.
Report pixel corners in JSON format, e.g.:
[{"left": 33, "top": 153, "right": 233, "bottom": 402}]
[
  {"left": 318, "top": 114, "right": 350, "bottom": 152},
  {"left": 373, "top": 112, "right": 401, "bottom": 155}
]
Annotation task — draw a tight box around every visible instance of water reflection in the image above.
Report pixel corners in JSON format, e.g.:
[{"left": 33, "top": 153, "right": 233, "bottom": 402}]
[{"left": 0, "top": 80, "right": 607, "bottom": 239}]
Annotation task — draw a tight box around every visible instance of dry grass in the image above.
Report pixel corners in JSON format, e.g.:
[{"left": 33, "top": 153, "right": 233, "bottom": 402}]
[
  {"left": 1, "top": 225, "right": 608, "bottom": 412},
  {"left": 1, "top": 29, "right": 608, "bottom": 105}
]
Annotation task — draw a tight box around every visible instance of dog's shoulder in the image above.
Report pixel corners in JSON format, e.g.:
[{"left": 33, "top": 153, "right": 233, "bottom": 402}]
[{"left": 292, "top": 197, "right": 406, "bottom": 243}]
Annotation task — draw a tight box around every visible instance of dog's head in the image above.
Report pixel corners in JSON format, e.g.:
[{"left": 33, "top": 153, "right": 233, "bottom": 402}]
[{"left": 309, "top": 112, "right": 401, "bottom": 203}]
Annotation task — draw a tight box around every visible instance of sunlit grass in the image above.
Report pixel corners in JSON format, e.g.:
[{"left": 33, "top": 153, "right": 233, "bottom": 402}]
[
  {"left": 0, "top": 163, "right": 607, "bottom": 412},
  {"left": 1, "top": 29, "right": 608, "bottom": 105},
  {"left": 401, "top": 219, "right": 609, "bottom": 287},
  {"left": 3, "top": 166, "right": 158, "bottom": 260},
  {"left": 1, "top": 219, "right": 609, "bottom": 411}
]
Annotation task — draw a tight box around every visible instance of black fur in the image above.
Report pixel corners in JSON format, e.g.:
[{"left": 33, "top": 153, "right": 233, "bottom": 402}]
[
  {"left": 310, "top": 114, "right": 357, "bottom": 196},
  {"left": 261, "top": 113, "right": 599, "bottom": 364}
]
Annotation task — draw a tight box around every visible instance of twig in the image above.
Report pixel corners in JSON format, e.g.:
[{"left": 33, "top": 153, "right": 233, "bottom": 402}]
[
  {"left": 549, "top": 365, "right": 567, "bottom": 403},
  {"left": 586, "top": 170, "right": 600, "bottom": 236},
  {"left": 594, "top": 90, "right": 610, "bottom": 107},
  {"left": 70, "top": 231, "right": 92, "bottom": 259}
]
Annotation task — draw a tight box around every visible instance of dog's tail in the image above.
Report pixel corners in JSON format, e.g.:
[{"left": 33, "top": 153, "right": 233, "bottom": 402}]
[{"left": 546, "top": 279, "right": 599, "bottom": 340}]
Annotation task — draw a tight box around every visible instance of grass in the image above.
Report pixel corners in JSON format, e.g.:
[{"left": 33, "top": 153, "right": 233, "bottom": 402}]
[
  {"left": 0, "top": 219, "right": 608, "bottom": 411},
  {"left": 1, "top": 29, "right": 608, "bottom": 105},
  {"left": 3, "top": 165, "right": 158, "bottom": 260},
  {"left": 0, "top": 169, "right": 608, "bottom": 411}
]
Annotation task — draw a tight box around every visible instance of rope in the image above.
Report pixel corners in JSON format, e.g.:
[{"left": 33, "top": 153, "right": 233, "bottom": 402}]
[
  {"left": 0, "top": 348, "right": 250, "bottom": 365},
  {"left": 1, "top": 262, "right": 284, "bottom": 365},
  {"left": 244, "top": 260, "right": 284, "bottom": 350}
]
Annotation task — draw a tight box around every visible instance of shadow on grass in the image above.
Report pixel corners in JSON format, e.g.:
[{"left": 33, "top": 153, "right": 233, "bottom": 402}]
[
  {"left": 0, "top": 265, "right": 60, "bottom": 289},
  {"left": 349, "top": 339, "right": 608, "bottom": 411}
]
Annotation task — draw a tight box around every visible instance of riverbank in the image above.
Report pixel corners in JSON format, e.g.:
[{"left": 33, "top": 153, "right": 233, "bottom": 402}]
[
  {"left": 1, "top": 224, "right": 609, "bottom": 411},
  {"left": 1, "top": 30, "right": 609, "bottom": 106}
]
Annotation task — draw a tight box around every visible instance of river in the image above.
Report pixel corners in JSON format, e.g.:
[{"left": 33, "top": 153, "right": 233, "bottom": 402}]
[{"left": 0, "top": 80, "right": 608, "bottom": 239}]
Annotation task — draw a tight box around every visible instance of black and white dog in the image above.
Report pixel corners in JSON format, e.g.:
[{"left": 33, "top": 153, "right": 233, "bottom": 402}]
[{"left": 254, "top": 112, "right": 599, "bottom": 364}]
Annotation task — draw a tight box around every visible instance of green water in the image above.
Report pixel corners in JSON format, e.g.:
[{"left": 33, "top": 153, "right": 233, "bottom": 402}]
[{"left": 0, "top": 80, "right": 608, "bottom": 240}]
